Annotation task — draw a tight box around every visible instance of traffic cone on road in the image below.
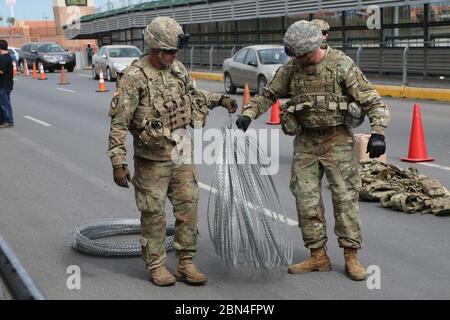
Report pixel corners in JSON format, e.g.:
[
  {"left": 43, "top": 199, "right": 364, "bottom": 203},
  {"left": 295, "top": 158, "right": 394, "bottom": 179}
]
[
  {"left": 58, "top": 65, "right": 70, "bottom": 85},
  {"left": 401, "top": 103, "right": 434, "bottom": 162},
  {"left": 96, "top": 70, "right": 109, "bottom": 92},
  {"left": 22, "top": 59, "right": 30, "bottom": 76},
  {"left": 38, "top": 63, "right": 47, "bottom": 80},
  {"left": 32, "top": 63, "right": 38, "bottom": 79},
  {"left": 12, "top": 61, "right": 19, "bottom": 77},
  {"left": 241, "top": 83, "right": 250, "bottom": 114},
  {"left": 267, "top": 100, "right": 281, "bottom": 125}
]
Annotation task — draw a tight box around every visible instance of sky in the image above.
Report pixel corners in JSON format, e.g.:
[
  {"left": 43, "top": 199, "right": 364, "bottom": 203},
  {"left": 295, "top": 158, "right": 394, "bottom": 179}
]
[{"left": 0, "top": 0, "right": 114, "bottom": 25}]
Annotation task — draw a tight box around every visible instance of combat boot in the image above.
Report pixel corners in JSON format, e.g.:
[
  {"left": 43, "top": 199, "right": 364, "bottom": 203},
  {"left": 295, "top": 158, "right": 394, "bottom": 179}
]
[
  {"left": 149, "top": 266, "right": 176, "bottom": 287},
  {"left": 288, "top": 247, "right": 331, "bottom": 274},
  {"left": 344, "top": 248, "right": 367, "bottom": 281},
  {"left": 175, "top": 259, "right": 208, "bottom": 285}
]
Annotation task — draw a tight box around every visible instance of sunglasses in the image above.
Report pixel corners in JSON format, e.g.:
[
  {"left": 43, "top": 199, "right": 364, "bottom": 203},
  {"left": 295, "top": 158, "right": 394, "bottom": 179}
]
[{"left": 162, "top": 49, "right": 179, "bottom": 55}]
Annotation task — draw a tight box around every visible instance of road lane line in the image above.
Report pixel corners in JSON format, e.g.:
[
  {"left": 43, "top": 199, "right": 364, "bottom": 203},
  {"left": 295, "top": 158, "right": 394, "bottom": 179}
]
[
  {"left": 418, "top": 162, "right": 450, "bottom": 172},
  {"left": 24, "top": 116, "right": 51, "bottom": 127},
  {"left": 4, "top": 130, "right": 298, "bottom": 226},
  {"left": 198, "top": 182, "right": 298, "bottom": 226},
  {"left": 56, "top": 88, "right": 76, "bottom": 93},
  {"left": 77, "top": 74, "right": 91, "bottom": 78}
]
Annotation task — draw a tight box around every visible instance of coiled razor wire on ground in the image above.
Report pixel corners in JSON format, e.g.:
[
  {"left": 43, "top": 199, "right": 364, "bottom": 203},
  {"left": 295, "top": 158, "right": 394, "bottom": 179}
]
[
  {"left": 207, "top": 117, "right": 294, "bottom": 270},
  {"left": 72, "top": 219, "right": 175, "bottom": 257}
]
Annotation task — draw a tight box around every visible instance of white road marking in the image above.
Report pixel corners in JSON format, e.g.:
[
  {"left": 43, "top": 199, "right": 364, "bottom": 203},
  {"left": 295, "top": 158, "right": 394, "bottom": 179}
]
[
  {"left": 24, "top": 116, "right": 51, "bottom": 127},
  {"left": 77, "top": 74, "right": 91, "bottom": 78},
  {"left": 198, "top": 182, "right": 298, "bottom": 226},
  {"left": 56, "top": 88, "right": 76, "bottom": 93},
  {"left": 418, "top": 162, "right": 450, "bottom": 172}
]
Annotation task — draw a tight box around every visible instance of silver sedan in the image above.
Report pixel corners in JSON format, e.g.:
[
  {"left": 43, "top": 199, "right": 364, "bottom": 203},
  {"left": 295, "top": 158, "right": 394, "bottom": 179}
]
[
  {"left": 92, "top": 45, "right": 142, "bottom": 81},
  {"left": 223, "top": 45, "right": 289, "bottom": 94}
]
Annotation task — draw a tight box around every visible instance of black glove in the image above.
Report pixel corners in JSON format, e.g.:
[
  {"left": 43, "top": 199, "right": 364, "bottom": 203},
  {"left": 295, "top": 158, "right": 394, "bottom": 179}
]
[
  {"left": 367, "top": 133, "right": 386, "bottom": 158},
  {"left": 113, "top": 164, "right": 131, "bottom": 188},
  {"left": 236, "top": 116, "right": 252, "bottom": 132},
  {"left": 219, "top": 96, "right": 238, "bottom": 114}
]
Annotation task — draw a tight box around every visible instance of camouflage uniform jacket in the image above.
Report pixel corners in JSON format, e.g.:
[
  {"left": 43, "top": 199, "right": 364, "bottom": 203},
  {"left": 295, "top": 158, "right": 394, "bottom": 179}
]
[
  {"left": 242, "top": 44, "right": 390, "bottom": 134},
  {"left": 107, "top": 54, "right": 222, "bottom": 167}
]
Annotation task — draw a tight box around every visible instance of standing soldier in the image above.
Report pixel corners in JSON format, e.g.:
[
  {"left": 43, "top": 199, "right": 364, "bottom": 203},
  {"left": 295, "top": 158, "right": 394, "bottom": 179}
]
[
  {"left": 311, "top": 19, "right": 330, "bottom": 42},
  {"left": 108, "top": 17, "right": 238, "bottom": 287},
  {"left": 236, "top": 21, "right": 389, "bottom": 281}
]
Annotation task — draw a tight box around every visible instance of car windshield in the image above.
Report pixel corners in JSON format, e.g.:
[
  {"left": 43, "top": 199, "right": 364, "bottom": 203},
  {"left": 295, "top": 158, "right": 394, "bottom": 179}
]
[
  {"left": 37, "top": 44, "right": 65, "bottom": 53},
  {"left": 258, "top": 48, "right": 288, "bottom": 65},
  {"left": 108, "top": 48, "right": 141, "bottom": 58}
]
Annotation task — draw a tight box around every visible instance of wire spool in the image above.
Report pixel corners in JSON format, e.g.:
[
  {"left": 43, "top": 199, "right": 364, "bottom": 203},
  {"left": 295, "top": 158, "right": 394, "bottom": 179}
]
[
  {"left": 72, "top": 219, "right": 175, "bottom": 257},
  {"left": 207, "top": 117, "right": 294, "bottom": 270}
]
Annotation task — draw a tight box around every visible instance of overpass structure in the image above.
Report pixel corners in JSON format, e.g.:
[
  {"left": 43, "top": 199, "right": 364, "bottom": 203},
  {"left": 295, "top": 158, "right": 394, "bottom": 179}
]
[{"left": 64, "top": 0, "right": 450, "bottom": 78}]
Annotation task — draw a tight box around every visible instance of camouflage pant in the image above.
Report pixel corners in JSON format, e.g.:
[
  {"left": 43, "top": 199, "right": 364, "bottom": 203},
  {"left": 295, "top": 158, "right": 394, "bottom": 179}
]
[
  {"left": 289, "top": 126, "right": 363, "bottom": 249},
  {"left": 132, "top": 157, "right": 199, "bottom": 271}
]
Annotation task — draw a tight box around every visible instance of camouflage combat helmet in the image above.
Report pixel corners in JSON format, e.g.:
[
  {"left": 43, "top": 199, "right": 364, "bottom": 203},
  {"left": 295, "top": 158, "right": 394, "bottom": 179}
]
[
  {"left": 311, "top": 19, "right": 330, "bottom": 32},
  {"left": 283, "top": 20, "right": 323, "bottom": 57},
  {"left": 143, "top": 17, "right": 190, "bottom": 50}
]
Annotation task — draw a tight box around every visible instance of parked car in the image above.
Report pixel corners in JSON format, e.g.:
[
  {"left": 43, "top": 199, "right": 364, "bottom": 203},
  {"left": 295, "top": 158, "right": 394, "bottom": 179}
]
[
  {"left": 8, "top": 47, "right": 20, "bottom": 63},
  {"left": 92, "top": 45, "right": 142, "bottom": 81},
  {"left": 223, "top": 45, "right": 289, "bottom": 94},
  {"left": 19, "top": 42, "right": 76, "bottom": 73}
]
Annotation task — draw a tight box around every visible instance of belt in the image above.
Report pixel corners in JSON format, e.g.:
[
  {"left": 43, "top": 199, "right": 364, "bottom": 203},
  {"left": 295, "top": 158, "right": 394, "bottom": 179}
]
[{"left": 302, "top": 124, "right": 346, "bottom": 135}]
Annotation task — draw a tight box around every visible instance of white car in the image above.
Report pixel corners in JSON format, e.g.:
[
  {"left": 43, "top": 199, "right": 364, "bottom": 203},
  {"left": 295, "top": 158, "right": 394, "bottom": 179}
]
[
  {"left": 223, "top": 45, "right": 289, "bottom": 94},
  {"left": 92, "top": 45, "right": 142, "bottom": 81},
  {"left": 8, "top": 47, "right": 20, "bottom": 63}
]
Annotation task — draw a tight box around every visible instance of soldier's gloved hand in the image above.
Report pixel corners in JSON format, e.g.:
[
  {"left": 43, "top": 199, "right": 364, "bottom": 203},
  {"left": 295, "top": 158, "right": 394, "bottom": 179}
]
[
  {"left": 236, "top": 116, "right": 252, "bottom": 132},
  {"left": 367, "top": 133, "right": 386, "bottom": 158},
  {"left": 219, "top": 96, "right": 238, "bottom": 114},
  {"left": 113, "top": 164, "right": 131, "bottom": 188}
]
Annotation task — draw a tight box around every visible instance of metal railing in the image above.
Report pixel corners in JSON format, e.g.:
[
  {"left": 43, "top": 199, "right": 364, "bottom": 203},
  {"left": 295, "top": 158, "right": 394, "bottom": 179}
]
[
  {"left": 177, "top": 44, "right": 450, "bottom": 83},
  {"left": 94, "top": 0, "right": 146, "bottom": 14},
  {"left": 0, "top": 235, "right": 45, "bottom": 300}
]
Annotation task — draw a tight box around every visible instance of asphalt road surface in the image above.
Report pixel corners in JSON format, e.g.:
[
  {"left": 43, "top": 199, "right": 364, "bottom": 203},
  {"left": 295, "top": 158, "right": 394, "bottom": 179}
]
[{"left": 1, "top": 69, "right": 449, "bottom": 300}]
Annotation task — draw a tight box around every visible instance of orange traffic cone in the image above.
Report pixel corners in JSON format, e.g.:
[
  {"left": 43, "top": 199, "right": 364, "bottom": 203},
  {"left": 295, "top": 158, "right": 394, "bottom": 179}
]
[
  {"left": 32, "top": 63, "right": 38, "bottom": 79},
  {"left": 267, "top": 100, "right": 281, "bottom": 125},
  {"left": 241, "top": 83, "right": 250, "bottom": 114},
  {"left": 12, "top": 61, "right": 19, "bottom": 77},
  {"left": 401, "top": 103, "right": 434, "bottom": 162},
  {"left": 58, "top": 65, "right": 70, "bottom": 85},
  {"left": 38, "top": 63, "right": 47, "bottom": 80},
  {"left": 96, "top": 70, "right": 109, "bottom": 92},
  {"left": 22, "top": 59, "right": 30, "bottom": 76}
]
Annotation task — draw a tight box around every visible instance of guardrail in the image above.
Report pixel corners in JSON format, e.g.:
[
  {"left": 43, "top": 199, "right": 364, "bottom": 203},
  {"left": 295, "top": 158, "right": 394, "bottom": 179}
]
[{"left": 0, "top": 235, "right": 45, "bottom": 300}]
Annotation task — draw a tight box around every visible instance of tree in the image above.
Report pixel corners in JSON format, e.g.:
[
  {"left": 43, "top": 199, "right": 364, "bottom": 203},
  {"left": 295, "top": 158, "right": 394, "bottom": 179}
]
[{"left": 7, "top": 17, "right": 15, "bottom": 26}]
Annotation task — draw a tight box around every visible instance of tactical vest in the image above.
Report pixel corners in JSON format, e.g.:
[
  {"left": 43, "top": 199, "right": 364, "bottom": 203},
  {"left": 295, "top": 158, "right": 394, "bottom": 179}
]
[
  {"left": 129, "top": 59, "right": 192, "bottom": 143},
  {"left": 288, "top": 48, "right": 349, "bottom": 128}
]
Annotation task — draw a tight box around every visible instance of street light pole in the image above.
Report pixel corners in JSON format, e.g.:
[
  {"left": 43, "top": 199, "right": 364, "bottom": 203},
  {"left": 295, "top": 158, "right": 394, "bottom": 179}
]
[{"left": 43, "top": 15, "right": 49, "bottom": 37}]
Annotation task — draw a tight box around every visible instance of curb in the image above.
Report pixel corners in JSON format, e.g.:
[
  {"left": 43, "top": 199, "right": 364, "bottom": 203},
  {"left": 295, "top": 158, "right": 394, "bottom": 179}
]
[{"left": 190, "top": 72, "right": 450, "bottom": 103}]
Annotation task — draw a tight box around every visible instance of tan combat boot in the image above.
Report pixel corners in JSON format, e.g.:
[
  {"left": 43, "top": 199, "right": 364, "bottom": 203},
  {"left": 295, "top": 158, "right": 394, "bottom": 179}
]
[
  {"left": 149, "top": 266, "right": 176, "bottom": 287},
  {"left": 344, "top": 248, "right": 367, "bottom": 281},
  {"left": 175, "top": 259, "right": 208, "bottom": 285},
  {"left": 288, "top": 247, "right": 331, "bottom": 274}
]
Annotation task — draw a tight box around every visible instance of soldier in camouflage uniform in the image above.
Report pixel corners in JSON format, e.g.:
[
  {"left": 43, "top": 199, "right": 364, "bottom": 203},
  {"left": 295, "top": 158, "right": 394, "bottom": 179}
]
[
  {"left": 236, "top": 20, "right": 390, "bottom": 281},
  {"left": 108, "top": 17, "right": 238, "bottom": 287},
  {"left": 311, "top": 19, "right": 330, "bottom": 42}
]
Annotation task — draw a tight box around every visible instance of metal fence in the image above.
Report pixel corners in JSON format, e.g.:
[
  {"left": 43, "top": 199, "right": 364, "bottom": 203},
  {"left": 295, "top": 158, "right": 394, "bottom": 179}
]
[{"left": 177, "top": 44, "right": 450, "bottom": 85}]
